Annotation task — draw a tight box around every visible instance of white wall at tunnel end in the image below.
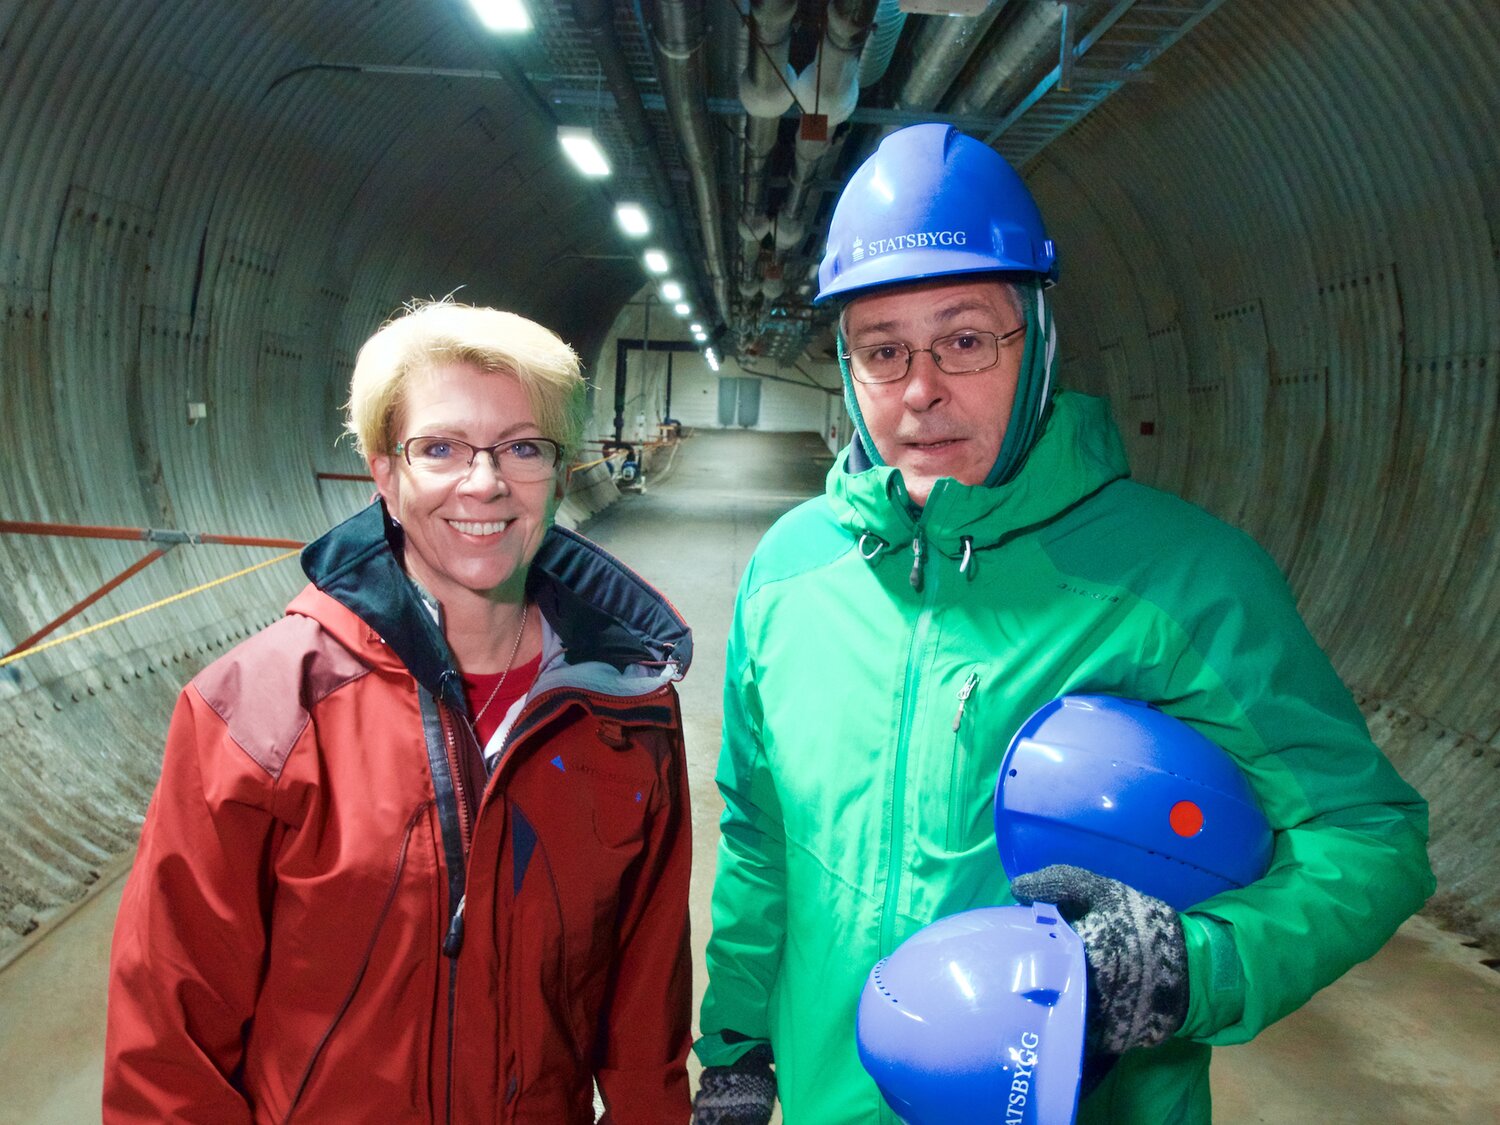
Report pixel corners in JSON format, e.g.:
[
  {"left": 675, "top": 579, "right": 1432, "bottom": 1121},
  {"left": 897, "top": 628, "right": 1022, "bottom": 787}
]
[{"left": 587, "top": 346, "right": 841, "bottom": 441}]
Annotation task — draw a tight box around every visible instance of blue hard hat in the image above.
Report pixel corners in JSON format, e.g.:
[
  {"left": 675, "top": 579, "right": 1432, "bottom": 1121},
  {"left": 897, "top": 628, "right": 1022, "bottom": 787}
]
[
  {"left": 994, "top": 696, "right": 1274, "bottom": 911},
  {"left": 857, "top": 904, "right": 1086, "bottom": 1125},
  {"left": 816, "top": 123, "right": 1057, "bottom": 305}
]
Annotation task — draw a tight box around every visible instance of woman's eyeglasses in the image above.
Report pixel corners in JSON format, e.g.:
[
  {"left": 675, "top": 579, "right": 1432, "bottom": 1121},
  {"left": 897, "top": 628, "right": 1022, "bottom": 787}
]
[{"left": 393, "top": 436, "right": 564, "bottom": 482}]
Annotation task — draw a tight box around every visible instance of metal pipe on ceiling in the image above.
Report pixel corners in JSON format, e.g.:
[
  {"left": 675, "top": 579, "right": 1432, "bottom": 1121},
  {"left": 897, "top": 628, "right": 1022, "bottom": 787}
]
[
  {"left": 778, "top": 0, "right": 879, "bottom": 251},
  {"left": 805, "top": 1, "right": 1014, "bottom": 296},
  {"left": 738, "top": 0, "right": 799, "bottom": 301},
  {"left": 647, "top": 0, "right": 732, "bottom": 329}
]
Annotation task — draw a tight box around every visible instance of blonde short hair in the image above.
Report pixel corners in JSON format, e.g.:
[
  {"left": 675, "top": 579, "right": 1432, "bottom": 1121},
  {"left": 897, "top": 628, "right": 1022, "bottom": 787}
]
[{"left": 345, "top": 299, "right": 585, "bottom": 457}]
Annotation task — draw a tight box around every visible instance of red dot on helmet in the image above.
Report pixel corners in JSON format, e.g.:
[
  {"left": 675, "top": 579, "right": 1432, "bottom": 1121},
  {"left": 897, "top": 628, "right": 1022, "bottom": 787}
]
[{"left": 1170, "top": 800, "right": 1205, "bottom": 837}]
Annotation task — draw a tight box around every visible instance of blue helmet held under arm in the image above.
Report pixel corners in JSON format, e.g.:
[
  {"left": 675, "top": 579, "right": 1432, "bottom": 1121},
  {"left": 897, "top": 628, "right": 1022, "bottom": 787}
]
[
  {"left": 855, "top": 696, "right": 1272, "bottom": 1123},
  {"left": 994, "top": 695, "right": 1275, "bottom": 911}
]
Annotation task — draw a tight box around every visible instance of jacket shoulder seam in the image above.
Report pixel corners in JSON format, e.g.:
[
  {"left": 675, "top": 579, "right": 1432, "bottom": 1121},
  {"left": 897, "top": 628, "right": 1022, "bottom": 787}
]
[
  {"left": 194, "top": 615, "right": 371, "bottom": 778},
  {"left": 742, "top": 499, "right": 852, "bottom": 600}
]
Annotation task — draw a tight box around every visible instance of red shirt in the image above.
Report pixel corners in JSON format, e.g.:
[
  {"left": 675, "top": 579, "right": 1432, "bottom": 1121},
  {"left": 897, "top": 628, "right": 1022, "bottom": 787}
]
[{"left": 463, "top": 654, "right": 542, "bottom": 749}]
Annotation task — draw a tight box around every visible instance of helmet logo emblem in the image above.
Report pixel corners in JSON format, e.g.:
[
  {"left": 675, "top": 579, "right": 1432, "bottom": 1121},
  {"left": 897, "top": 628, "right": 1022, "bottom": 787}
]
[
  {"left": 1169, "top": 800, "right": 1205, "bottom": 838},
  {"left": 851, "top": 236, "right": 864, "bottom": 261},
  {"left": 1005, "top": 1030, "right": 1041, "bottom": 1119},
  {"left": 862, "top": 230, "right": 969, "bottom": 258}
]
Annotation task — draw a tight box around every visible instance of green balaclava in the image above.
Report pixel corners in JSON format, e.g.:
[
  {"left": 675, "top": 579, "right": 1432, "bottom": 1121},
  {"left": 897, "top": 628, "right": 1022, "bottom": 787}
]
[{"left": 837, "top": 277, "right": 1058, "bottom": 491}]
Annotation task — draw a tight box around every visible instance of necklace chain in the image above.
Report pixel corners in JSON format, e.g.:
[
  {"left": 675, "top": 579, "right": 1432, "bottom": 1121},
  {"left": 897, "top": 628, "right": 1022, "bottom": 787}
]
[{"left": 474, "top": 602, "right": 530, "bottom": 725}]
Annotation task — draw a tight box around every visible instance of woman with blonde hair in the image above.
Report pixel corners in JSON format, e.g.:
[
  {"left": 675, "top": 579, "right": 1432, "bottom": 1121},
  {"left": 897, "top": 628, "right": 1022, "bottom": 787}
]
[{"left": 106, "top": 300, "right": 693, "bottom": 1123}]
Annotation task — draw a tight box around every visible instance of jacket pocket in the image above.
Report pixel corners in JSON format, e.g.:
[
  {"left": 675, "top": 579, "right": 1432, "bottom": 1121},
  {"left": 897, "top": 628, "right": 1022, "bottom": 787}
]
[
  {"left": 589, "top": 769, "right": 652, "bottom": 849},
  {"left": 582, "top": 731, "right": 656, "bottom": 850}
]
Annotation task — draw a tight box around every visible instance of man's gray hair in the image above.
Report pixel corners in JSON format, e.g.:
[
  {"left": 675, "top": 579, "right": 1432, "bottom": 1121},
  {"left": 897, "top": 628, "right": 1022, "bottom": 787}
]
[{"left": 836, "top": 277, "right": 1025, "bottom": 343}]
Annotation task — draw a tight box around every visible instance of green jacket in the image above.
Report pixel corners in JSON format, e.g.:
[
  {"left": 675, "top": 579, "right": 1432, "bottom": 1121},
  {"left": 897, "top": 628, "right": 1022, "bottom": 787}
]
[{"left": 696, "top": 392, "right": 1433, "bottom": 1123}]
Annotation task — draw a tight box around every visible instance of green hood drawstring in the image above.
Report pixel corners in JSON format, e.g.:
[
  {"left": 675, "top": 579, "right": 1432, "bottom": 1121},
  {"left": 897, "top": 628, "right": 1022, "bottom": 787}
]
[
  {"left": 857, "top": 530, "right": 976, "bottom": 588},
  {"left": 858, "top": 531, "right": 889, "bottom": 561}
]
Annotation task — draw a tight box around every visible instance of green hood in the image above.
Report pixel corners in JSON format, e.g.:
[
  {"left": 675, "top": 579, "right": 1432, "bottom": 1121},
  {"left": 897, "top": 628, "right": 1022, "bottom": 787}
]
[{"left": 827, "top": 391, "right": 1130, "bottom": 583}]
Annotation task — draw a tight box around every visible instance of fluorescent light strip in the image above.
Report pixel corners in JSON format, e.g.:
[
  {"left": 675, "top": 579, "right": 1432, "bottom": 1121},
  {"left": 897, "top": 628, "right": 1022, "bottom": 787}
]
[
  {"left": 558, "top": 127, "right": 610, "bottom": 177},
  {"left": 468, "top": 0, "right": 531, "bottom": 32},
  {"left": 615, "top": 203, "right": 649, "bottom": 236}
]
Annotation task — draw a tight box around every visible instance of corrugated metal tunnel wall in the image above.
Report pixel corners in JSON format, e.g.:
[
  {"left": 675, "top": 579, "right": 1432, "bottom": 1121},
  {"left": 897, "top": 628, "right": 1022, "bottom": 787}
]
[
  {"left": 1029, "top": 2, "right": 1500, "bottom": 947},
  {"left": 0, "top": 0, "right": 643, "bottom": 959},
  {"left": 1, "top": 0, "right": 1497, "bottom": 966}
]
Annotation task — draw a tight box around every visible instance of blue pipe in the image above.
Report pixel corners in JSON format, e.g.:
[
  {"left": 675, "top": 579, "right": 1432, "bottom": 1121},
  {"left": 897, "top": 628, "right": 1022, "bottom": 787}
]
[{"left": 858, "top": 0, "right": 908, "bottom": 87}]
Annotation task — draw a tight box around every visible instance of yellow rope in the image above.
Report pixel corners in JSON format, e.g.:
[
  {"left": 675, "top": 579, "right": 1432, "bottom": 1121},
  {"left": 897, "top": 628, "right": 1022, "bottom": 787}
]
[{"left": 0, "top": 550, "right": 301, "bottom": 668}]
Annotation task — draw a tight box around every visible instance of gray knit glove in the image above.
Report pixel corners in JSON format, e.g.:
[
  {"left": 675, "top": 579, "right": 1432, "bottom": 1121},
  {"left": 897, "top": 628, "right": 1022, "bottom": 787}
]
[
  {"left": 691, "top": 1044, "right": 776, "bottom": 1125},
  {"left": 1010, "top": 865, "right": 1188, "bottom": 1056}
]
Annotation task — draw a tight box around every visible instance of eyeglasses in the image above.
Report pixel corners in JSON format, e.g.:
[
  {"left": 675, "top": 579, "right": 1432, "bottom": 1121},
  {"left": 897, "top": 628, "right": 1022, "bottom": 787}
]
[
  {"left": 841, "top": 325, "right": 1026, "bottom": 385},
  {"left": 393, "top": 435, "right": 564, "bottom": 482}
]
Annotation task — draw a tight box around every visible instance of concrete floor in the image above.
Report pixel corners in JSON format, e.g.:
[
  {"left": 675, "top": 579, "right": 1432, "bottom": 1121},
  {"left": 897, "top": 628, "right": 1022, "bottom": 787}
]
[{"left": 2, "top": 428, "right": 1497, "bottom": 1123}]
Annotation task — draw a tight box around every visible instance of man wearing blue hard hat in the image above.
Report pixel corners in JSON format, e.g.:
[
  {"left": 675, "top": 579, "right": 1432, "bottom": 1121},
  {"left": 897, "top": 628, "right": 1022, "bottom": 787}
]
[{"left": 691, "top": 123, "right": 1433, "bottom": 1124}]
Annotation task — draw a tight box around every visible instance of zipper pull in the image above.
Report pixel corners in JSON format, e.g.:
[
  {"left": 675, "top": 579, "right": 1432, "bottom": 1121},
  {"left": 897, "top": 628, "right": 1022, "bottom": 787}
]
[
  {"left": 442, "top": 893, "right": 467, "bottom": 958},
  {"left": 952, "top": 671, "right": 979, "bottom": 731},
  {"left": 909, "top": 536, "right": 926, "bottom": 591}
]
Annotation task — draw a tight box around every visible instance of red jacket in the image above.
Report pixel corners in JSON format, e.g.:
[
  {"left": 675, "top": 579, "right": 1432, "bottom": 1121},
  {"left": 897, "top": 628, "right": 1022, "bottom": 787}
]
[{"left": 106, "top": 505, "right": 693, "bottom": 1123}]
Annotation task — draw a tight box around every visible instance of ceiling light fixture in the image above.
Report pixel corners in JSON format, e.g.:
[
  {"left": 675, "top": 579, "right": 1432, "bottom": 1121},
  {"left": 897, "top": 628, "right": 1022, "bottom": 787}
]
[
  {"left": 558, "top": 126, "right": 610, "bottom": 177},
  {"left": 615, "top": 203, "right": 650, "bottom": 236},
  {"left": 660, "top": 281, "right": 683, "bottom": 302},
  {"left": 674, "top": 302, "right": 691, "bottom": 317},
  {"left": 468, "top": 0, "right": 532, "bottom": 33},
  {"left": 689, "top": 323, "right": 703, "bottom": 334},
  {"left": 693, "top": 331, "right": 708, "bottom": 342},
  {"left": 705, "top": 349, "right": 720, "bottom": 372},
  {"left": 643, "top": 250, "right": 669, "bottom": 274}
]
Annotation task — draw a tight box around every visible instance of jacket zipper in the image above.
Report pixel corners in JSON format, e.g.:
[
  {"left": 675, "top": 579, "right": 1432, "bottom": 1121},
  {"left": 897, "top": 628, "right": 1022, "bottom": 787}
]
[
  {"left": 879, "top": 563, "right": 939, "bottom": 958},
  {"left": 947, "top": 670, "right": 980, "bottom": 849},
  {"left": 436, "top": 704, "right": 474, "bottom": 1125},
  {"left": 437, "top": 681, "right": 677, "bottom": 1118},
  {"left": 877, "top": 572, "right": 938, "bottom": 1125}
]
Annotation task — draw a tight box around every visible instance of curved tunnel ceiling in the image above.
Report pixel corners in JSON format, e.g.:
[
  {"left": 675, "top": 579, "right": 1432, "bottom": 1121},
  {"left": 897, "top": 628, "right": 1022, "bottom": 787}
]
[{"left": 0, "top": 0, "right": 1496, "bottom": 958}]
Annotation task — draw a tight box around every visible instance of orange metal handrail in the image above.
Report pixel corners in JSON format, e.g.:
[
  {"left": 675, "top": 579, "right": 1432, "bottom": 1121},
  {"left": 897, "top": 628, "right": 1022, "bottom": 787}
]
[
  {"left": 567, "top": 450, "right": 629, "bottom": 479},
  {"left": 0, "top": 519, "right": 303, "bottom": 550},
  {"left": 0, "top": 520, "right": 307, "bottom": 658}
]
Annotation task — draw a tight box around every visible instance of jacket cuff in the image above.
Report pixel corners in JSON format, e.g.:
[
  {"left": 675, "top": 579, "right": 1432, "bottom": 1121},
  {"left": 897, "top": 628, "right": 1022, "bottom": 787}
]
[
  {"left": 692, "top": 1032, "right": 770, "bottom": 1069},
  {"left": 1178, "top": 912, "right": 1247, "bottom": 1041},
  {"left": 594, "top": 1064, "right": 691, "bottom": 1124}
]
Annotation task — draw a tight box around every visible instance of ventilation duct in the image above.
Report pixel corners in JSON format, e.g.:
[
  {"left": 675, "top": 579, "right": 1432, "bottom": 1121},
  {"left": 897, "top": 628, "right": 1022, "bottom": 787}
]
[
  {"left": 856, "top": 0, "right": 907, "bottom": 89},
  {"left": 945, "top": 0, "right": 1109, "bottom": 119},
  {"left": 890, "top": 0, "right": 1011, "bottom": 116},
  {"left": 738, "top": 0, "right": 799, "bottom": 302}
]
